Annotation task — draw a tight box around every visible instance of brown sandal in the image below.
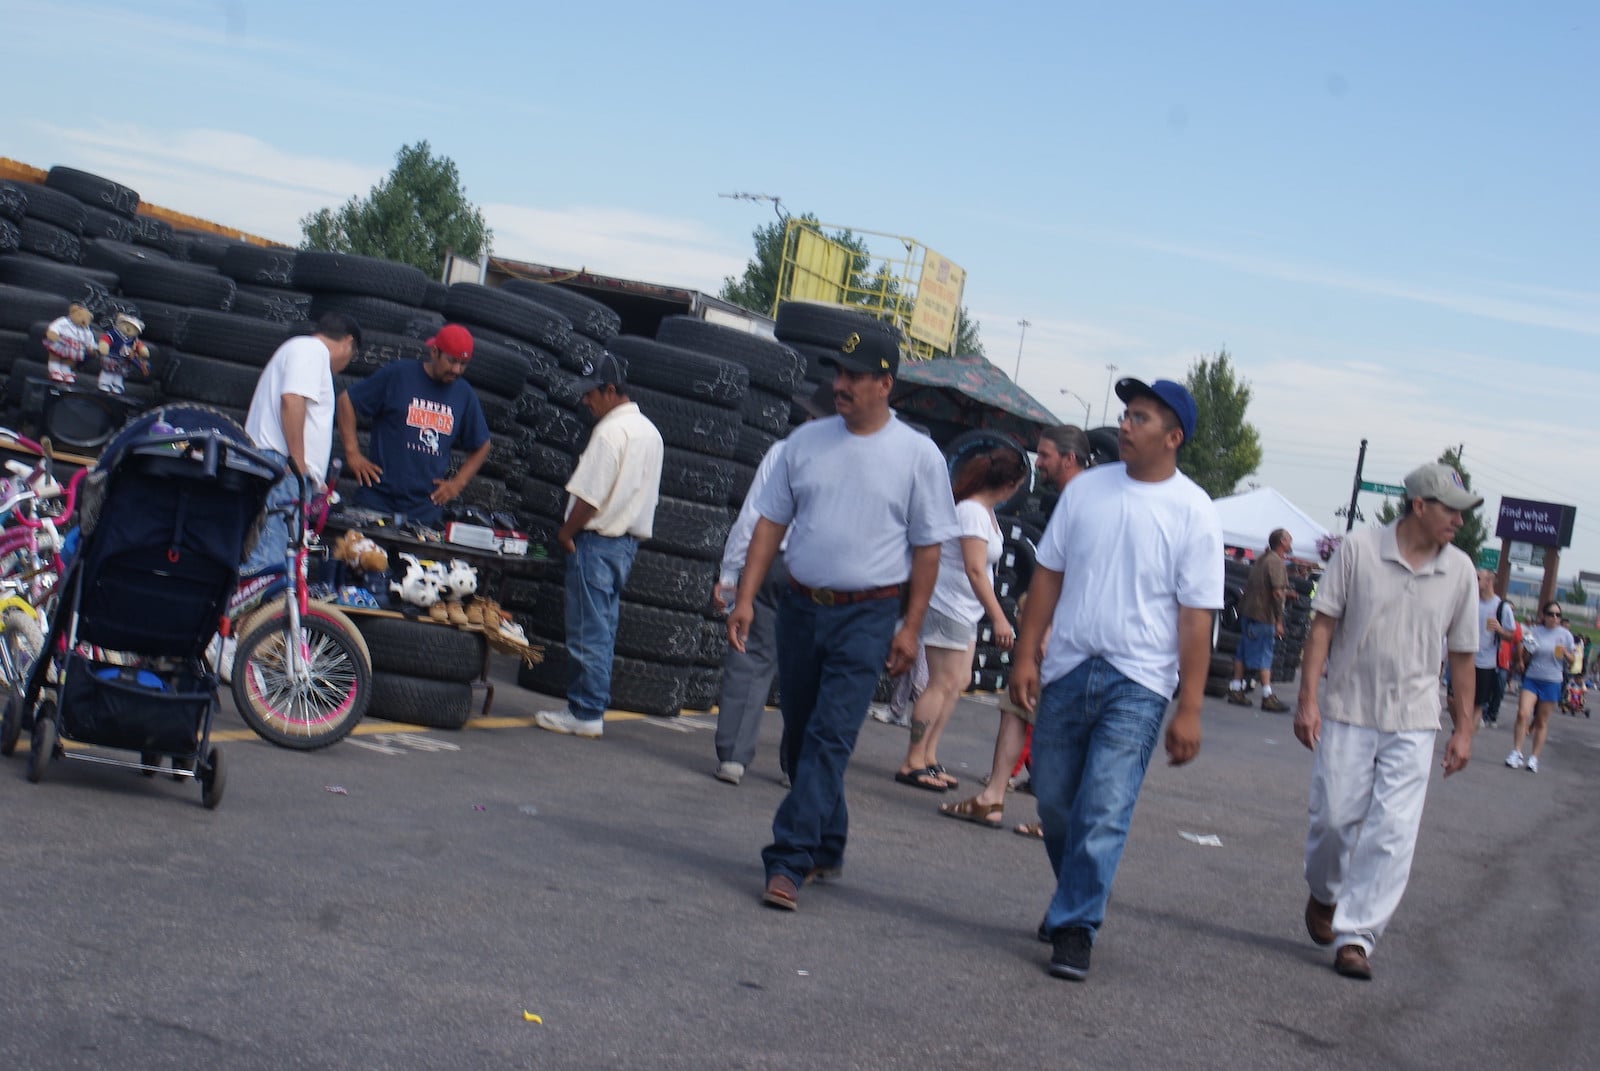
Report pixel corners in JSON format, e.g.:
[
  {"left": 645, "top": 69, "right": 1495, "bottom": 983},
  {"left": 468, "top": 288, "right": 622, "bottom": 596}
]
[
  {"left": 1014, "top": 821, "right": 1044, "bottom": 838},
  {"left": 938, "top": 796, "right": 1003, "bottom": 829}
]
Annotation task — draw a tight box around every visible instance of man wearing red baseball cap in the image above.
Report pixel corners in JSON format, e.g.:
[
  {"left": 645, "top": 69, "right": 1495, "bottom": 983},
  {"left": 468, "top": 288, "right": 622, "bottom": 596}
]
[{"left": 336, "top": 322, "right": 492, "bottom": 527}]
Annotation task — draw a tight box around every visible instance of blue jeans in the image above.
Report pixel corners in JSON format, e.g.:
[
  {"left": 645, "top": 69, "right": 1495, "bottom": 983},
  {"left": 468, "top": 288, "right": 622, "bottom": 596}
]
[
  {"left": 762, "top": 591, "right": 898, "bottom": 883},
  {"left": 1032, "top": 656, "right": 1172, "bottom": 937},
  {"left": 563, "top": 531, "right": 638, "bottom": 722},
  {"left": 240, "top": 449, "right": 295, "bottom": 577}
]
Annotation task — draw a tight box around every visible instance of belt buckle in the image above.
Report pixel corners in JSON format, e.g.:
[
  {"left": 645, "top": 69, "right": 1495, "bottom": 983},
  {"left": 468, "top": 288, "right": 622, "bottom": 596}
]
[{"left": 812, "top": 588, "right": 835, "bottom": 606}]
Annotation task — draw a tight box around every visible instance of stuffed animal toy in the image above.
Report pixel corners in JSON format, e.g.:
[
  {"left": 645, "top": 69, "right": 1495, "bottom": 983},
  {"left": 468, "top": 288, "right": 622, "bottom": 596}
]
[
  {"left": 43, "top": 303, "right": 106, "bottom": 385},
  {"left": 97, "top": 312, "right": 152, "bottom": 395},
  {"left": 333, "top": 529, "right": 389, "bottom": 574},
  {"left": 391, "top": 553, "right": 443, "bottom": 616},
  {"left": 440, "top": 559, "right": 477, "bottom": 626}
]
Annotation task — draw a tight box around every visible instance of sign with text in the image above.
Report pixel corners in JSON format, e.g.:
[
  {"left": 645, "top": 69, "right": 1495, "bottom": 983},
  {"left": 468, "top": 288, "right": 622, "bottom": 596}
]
[
  {"left": 907, "top": 248, "right": 965, "bottom": 352},
  {"left": 1477, "top": 547, "right": 1500, "bottom": 571},
  {"left": 1359, "top": 480, "right": 1405, "bottom": 496},
  {"left": 1494, "top": 497, "right": 1575, "bottom": 548}
]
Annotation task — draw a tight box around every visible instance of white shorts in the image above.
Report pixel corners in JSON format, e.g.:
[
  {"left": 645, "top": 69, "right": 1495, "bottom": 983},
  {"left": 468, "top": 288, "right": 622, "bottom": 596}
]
[{"left": 920, "top": 607, "right": 977, "bottom": 651}]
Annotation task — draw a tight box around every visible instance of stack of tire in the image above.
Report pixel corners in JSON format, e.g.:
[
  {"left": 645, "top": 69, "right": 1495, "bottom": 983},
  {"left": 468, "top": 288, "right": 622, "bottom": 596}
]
[
  {"left": 351, "top": 614, "right": 487, "bottom": 731},
  {"left": 1273, "top": 577, "right": 1314, "bottom": 684},
  {"left": 1205, "top": 561, "right": 1314, "bottom": 697},
  {"left": 508, "top": 308, "right": 798, "bottom": 717}
]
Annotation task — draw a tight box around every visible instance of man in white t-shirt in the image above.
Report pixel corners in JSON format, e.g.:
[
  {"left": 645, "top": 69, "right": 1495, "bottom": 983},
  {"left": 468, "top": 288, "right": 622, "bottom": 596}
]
[
  {"left": 241, "top": 312, "right": 362, "bottom": 577},
  {"left": 729, "top": 309, "right": 958, "bottom": 912},
  {"left": 1009, "top": 377, "right": 1223, "bottom": 981},
  {"left": 1473, "top": 569, "right": 1515, "bottom": 727},
  {"left": 535, "top": 352, "right": 664, "bottom": 740}
]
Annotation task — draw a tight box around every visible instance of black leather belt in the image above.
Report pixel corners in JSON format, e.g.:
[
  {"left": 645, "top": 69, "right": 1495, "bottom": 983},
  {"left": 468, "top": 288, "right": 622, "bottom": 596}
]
[{"left": 789, "top": 579, "right": 903, "bottom": 606}]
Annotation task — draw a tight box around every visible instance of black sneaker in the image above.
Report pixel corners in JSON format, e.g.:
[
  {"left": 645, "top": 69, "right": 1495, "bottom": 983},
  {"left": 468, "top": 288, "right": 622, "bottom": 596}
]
[
  {"left": 1049, "top": 926, "right": 1093, "bottom": 980},
  {"left": 1037, "top": 917, "right": 1051, "bottom": 943}
]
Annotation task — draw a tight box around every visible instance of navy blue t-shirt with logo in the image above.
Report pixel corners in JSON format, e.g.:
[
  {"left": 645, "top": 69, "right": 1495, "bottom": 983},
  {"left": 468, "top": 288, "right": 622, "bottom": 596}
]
[{"left": 343, "top": 360, "right": 491, "bottom": 526}]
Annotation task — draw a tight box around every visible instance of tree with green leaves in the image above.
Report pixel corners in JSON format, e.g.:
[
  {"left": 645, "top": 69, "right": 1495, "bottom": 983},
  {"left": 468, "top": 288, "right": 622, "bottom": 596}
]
[
  {"left": 1369, "top": 447, "right": 1488, "bottom": 559},
  {"left": 1566, "top": 577, "right": 1588, "bottom": 606},
  {"left": 954, "top": 307, "right": 985, "bottom": 358},
  {"left": 1177, "top": 350, "right": 1262, "bottom": 498},
  {"left": 300, "top": 141, "right": 490, "bottom": 278},
  {"left": 719, "top": 213, "right": 870, "bottom": 315}
]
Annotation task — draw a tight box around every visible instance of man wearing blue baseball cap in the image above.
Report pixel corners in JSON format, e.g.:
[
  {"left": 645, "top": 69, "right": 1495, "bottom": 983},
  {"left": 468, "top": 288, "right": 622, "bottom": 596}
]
[{"left": 1009, "top": 375, "right": 1223, "bottom": 981}]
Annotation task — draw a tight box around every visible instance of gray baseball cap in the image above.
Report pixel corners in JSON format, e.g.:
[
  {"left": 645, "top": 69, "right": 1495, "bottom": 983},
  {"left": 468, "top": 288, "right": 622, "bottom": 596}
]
[{"left": 1402, "top": 462, "right": 1482, "bottom": 511}]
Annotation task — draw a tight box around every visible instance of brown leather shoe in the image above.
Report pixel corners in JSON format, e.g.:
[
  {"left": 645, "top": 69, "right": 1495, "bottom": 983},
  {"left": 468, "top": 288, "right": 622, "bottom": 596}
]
[
  {"left": 762, "top": 874, "right": 799, "bottom": 911},
  {"left": 1305, "top": 895, "right": 1335, "bottom": 945},
  {"left": 1261, "top": 694, "right": 1291, "bottom": 713},
  {"left": 1226, "top": 690, "right": 1252, "bottom": 706},
  {"left": 1334, "top": 944, "right": 1372, "bottom": 980}
]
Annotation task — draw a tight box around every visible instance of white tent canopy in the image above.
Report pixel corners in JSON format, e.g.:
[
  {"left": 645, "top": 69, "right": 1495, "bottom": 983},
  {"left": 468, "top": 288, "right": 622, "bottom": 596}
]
[{"left": 1213, "top": 487, "right": 1331, "bottom": 559}]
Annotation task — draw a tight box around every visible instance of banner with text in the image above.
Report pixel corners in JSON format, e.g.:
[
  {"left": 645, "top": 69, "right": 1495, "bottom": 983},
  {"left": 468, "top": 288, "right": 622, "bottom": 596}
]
[{"left": 907, "top": 248, "right": 965, "bottom": 352}]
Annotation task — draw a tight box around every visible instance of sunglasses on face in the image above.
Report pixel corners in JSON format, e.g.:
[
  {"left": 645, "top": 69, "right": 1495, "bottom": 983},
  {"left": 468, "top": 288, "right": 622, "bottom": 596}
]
[{"left": 1543, "top": 610, "right": 1562, "bottom": 618}]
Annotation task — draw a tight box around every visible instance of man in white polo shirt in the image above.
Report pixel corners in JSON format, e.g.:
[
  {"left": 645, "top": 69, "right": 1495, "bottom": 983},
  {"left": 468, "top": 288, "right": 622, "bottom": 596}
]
[
  {"left": 1296, "top": 461, "right": 1479, "bottom": 981},
  {"left": 535, "top": 352, "right": 664, "bottom": 739}
]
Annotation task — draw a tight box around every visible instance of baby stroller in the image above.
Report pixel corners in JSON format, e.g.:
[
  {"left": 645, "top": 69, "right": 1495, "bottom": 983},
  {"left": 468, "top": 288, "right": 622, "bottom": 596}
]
[
  {"left": 1561, "top": 677, "right": 1589, "bottom": 718},
  {"left": 2, "top": 406, "right": 280, "bottom": 807}
]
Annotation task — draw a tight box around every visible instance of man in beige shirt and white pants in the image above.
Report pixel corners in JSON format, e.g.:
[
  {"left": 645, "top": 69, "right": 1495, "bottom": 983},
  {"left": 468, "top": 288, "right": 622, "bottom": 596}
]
[
  {"left": 1295, "top": 462, "right": 1479, "bottom": 980},
  {"left": 536, "top": 352, "right": 664, "bottom": 739}
]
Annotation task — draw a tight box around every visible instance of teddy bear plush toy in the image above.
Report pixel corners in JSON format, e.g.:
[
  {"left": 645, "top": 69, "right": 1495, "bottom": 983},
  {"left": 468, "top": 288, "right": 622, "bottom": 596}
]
[
  {"left": 43, "top": 303, "right": 106, "bottom": 385},
  {"left": 333, "top": 529, "right": 389, "bottom": 574},
  {"left": 97, "top": 312, "right": 152, "bottom": 395}
]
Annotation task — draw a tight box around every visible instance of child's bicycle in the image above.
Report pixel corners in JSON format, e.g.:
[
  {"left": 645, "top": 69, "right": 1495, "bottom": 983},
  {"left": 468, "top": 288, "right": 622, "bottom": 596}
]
[{"left": 218, "top": 459, "right": 372, "bottom": 750}]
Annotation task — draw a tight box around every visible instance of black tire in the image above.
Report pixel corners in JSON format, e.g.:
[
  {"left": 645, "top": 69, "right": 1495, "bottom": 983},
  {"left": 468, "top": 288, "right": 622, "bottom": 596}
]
[
  {"left": 444, "top": 284, "right": 572, "bottom": 351},
  {"left": 733, "top": 425, "right": 778, "bottom": 468},
  {"left": 477, "top": 430, "right": 528, "bottom": 480},
  {"left": 540, "top": 366, "right": 584, "bottom": 409},
  {"left": 0, "top": 258, "right": 113, "bottom": 316},
  {"left": 17, "top": 219, "right": 82, "bottom": 264},
  {"left": 516, "top": 476, "right": 568, "bottom": 520},
  {"left": 368, "top": 672, "right": 474, "bottom": 729},
  {"left": 524, "top": 443, "right": 576, "bottom": 485},
  {"left": 162, "top": 352, "right": 261, "bottom": 409},
  {"left": 659, "top": 447, "right": 735, "bottom": 506},
  {"left": 353, "top": 616, "right": 485, "bottom": 683},
  {"left": 308, "top": 292, "right": 439, "bottom": 336},
  {"left": 648, "top": 496, "right": 733, "bottom": 562},
  {"left": 45, "top": 166, "right": 139, "bottom": 216},
  {"left": 0, "top": 285, "right": 70, "bottom": 331},
  {"left": 221, "top": 244, "right": 298, "bottom": 287},
  {"left": 118, "top": 259, "right": 237, "bottom": 311},
  {"left": 727, "top": 460, "right": 757, "bottom": 507},
  {"left": 0, "top": 183, "right": 26, "bottom": 224},
  {"left": 130, "top": 214, "right": 175, "bottom": 249},
  {"left": 454, "top": 474, "right": 519, "bottom": 514},
  {"left": 515, "top": 641, "right": 687, "bottom": 717},
  {"left": 459, "top": 335, "right": 533, "bottom": 396},
  {"left": 529, "top": 401, "right": 586, "bottom": 450},
  {"left": 0, "top": 219, "right": 17, "bottom": 255},
  {"left": 293, "top": 251, "right": 428, "bottom": 305},
  {"left": 180, "top": 310, "right": 293, "bottom": 366},
  {"left": 26, "top": 707, "right": 57, "bottom": 783},
  {"left": 199, "top": 746, "right": 226, "bottom": 809},
  {"left": 231, "top": 601, "right": 371, "bottom": 749},
  {"left": 774, "top": 301, "right": 901, "bottom": 352},
  {"left": 131, "top": 300, "right": 192, "bottom": 346},
  {"left": 80, "top": 238, "right": 167, "bottom": 273},
  {"left": 739, "top": 387, "right": 791, "bottom": 436},
  {"left": 78, "top": 205, "right": 139, "bottom": 243},
  {"left": 655, "top": 315, "right": 806, "bottom": 393},
  {"left": 607, "top": 335, "right": 748, "bottom": 408},
  {"left": 16, "top": 183, "right": 85, "bottom": 234},
  {"left": 175, "top": 232, "right": 234, "bottom": 268},
  {"left": 498, "top": 279, "right": 620, "bottom": 341},
  {"left": 349, "top": 330, "right": 428, "bottom": 376},
  {"left": 421, "top": 280, "right": 450, "bottom": 312},
  {"left": 231, "top": 286, "right": 312, "bottom": 324},
  {"left": 622, "top": 548, "right": 717, "bottom": 612},
  {"left": 502, "top": 584, "right": 705, "bottom": 665},
  {"left": 697, "top": 616, "right": 729, "bottom": 668},
  {"left": 477, "top": 390, "right": 525, "bottom": 435},
  {"left": 682, "top": 666, "right": 721, "bottom": 711},
  {"left": 555, "top": 331, "right": 604, "bottom": 374},
  {"left": 626, "top": 384, "right": 739, "bottom": 459},
  {"left": 0, "top": 330, "right": 25, "bottom": 374}
]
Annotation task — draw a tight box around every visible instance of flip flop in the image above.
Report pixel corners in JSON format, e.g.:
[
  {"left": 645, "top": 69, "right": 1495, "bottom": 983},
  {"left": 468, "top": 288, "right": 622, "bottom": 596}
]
[
  {"left": 930, "top": 763, "right": 959, "bottom": 789},
  {"left": 939, "top": 796, "right": 1003, "bottom": 829},
  {"left": 1014, "top": 821, "right": 1044, "bottom": 838},
  {"left": 894, "top": 767, "right": 947, "bottom": 792}
]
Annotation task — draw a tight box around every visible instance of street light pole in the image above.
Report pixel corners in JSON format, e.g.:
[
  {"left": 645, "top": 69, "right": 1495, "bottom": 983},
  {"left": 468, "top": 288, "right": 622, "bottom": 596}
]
[
  {"left": 1012, "top": 319, "right": 1031, "bottom": 382},
  {"left": 1059, "top": 389, "right": 1091, "bottom": 427},
  {"left": 1101, "top": 363, "right": 1118, "bottom": 426}
]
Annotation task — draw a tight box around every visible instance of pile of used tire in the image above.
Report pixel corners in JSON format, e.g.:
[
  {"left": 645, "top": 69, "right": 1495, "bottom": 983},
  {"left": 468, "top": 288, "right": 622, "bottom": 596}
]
[
  {"left": 509, "top": 304, "right": 806, "bottom": 717},
  {"left": 1206, "top": 560, "right": 1314, "bottom": 696}
]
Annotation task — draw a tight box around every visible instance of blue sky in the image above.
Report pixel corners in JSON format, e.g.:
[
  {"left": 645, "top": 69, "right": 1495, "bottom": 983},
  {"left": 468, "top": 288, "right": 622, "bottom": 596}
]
[{"left": 9, "top": 1, "right": 1599, "bottom": 582}]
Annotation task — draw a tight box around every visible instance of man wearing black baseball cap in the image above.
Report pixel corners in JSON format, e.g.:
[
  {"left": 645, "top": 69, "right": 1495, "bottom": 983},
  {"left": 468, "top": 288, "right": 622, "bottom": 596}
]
[
  {"left": 1009, "top": 373, "right": 1223, "bottom": 981},
  {"left": 336, "top": 322, "right": 492, "bottom": 528},
  {"left": 729, "top": 306, "right": 958, "bottom": 912},
  {"left": 535, "top": 350, "right": 663, "bottom": 740}
]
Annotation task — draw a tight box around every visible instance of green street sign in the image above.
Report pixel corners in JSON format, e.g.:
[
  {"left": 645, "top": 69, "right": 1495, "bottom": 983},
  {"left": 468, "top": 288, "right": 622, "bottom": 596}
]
[
  {"left": 1360, "top": 480, "right": 1405, "bottom": 496},
  {"left": 1478, "top": 547, "right": 1500, "bottom": 571}
]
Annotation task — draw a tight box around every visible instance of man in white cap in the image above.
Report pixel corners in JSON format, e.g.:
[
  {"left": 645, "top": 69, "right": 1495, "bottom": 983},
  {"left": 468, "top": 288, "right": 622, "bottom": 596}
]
[{"left": 1296, "top": 461, "right": 1480, "bottom": 980}]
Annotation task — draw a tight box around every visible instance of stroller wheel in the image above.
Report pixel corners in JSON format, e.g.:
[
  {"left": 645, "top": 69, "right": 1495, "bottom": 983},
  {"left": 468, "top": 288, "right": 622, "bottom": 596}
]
[
  {"left": 0, "top": 689, "right": 21, "bottom": 757},
  {"left": 199, "top": 746, "right": 225, "bottom": 809},
  {"left": 26, "top": 709, "right": 56, "bottom": 784}
]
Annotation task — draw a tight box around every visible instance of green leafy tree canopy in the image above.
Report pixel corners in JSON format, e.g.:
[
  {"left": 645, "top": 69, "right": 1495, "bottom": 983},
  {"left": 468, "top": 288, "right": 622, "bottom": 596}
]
[
  {"left": 1178, "top": 350, "right": 1262, "bottom": 498},
  {"left": 300, "top": 141, "right": 490, "bottom": 278},
  {"left": 1370, "top": 446, "right": 1488, "bottom": 560}
]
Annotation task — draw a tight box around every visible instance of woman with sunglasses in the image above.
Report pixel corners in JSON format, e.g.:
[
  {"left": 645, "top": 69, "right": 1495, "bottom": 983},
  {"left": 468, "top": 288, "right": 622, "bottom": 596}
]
[{"left": 1506, "top": 602, "right": 1574, "bottom": 772}]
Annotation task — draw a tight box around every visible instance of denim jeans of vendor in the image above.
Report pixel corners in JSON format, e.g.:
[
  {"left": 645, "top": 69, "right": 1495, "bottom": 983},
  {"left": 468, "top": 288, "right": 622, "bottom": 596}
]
[
  {"left": 1031, "top": 656, "right": 1171, "bottom": 938},
  {"left": 762, "top": 591, "right": 898, "bottom": 884},
  {"left": 1238, "top": 617, "right": 1276, "bottom": 672},
  {"left": 564, "top": 531, "right": 639, "bottom": 723},
  {"left": 240, "top": 449, "right": 296, "bottom": 577}
]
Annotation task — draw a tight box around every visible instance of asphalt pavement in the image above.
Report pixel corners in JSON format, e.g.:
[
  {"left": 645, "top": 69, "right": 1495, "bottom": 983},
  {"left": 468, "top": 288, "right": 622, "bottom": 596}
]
[{"left": 1, "top": 667, "right": 1596, "bottom": 1071}]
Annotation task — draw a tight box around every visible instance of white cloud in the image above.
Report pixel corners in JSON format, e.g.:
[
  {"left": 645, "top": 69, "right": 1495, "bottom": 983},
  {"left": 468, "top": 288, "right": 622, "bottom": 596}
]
[{"left": 485, "top": 203, "right": 748, "bottom": 296}]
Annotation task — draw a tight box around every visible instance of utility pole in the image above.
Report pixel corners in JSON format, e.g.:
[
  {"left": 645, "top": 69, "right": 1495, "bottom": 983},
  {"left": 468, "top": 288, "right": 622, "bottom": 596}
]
[
  {"left": 1101, "top": 363, "right": 1118, "bottom": 426},
  {"left": 1345, "top": 438, "right": 1368, "bottom": 533},
  {"left": 1012, "top": 319, "right": 1031, "bottom": 381}
]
